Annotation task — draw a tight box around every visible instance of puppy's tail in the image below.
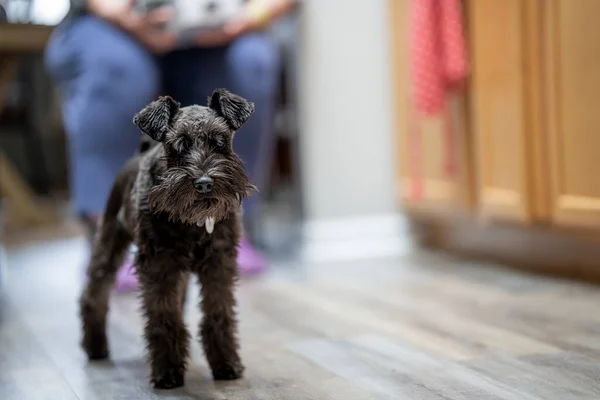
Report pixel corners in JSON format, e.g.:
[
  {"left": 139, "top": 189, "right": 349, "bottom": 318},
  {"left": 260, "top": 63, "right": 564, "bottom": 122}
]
[{"left": 102, "top": 165, "right": 132, "bottom": 228}]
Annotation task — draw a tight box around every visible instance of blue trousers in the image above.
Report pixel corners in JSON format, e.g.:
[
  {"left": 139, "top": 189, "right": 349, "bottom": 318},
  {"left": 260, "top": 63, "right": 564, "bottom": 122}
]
[{"left": 45, "top": 16, "right": 279, "bottom": 218}]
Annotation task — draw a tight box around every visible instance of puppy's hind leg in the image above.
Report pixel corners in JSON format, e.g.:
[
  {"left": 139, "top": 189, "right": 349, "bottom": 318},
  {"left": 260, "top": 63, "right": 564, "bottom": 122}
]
[{"left": 79, "top": 188, "right": 132, "bottom": 360}]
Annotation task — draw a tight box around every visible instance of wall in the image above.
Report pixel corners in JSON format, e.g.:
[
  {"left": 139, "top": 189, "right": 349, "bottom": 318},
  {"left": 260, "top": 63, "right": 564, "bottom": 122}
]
[
  {"left": 297, "top": 0, "right": 407, "bottom": 261},
  {"left": 298, "top": 0, "right": 397, "bottom": 221}
]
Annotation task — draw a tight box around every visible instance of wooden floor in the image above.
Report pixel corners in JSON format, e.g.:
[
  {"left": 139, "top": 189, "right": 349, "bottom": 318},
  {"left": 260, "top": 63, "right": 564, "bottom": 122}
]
[{"left": 3, "top": 235, "right": 600, "bottom": 399}]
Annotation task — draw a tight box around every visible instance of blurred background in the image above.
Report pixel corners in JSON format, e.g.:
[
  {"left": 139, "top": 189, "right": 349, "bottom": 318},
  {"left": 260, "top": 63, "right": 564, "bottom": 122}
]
[
  {"left": 0, "top": 0, "right": 399, "bottom": 265},
  {"left": 4, "top": 1, "right": 600, "bottom": 399},
  {"left": 7, "top": 0, "right": 600, "bottom": 274}
]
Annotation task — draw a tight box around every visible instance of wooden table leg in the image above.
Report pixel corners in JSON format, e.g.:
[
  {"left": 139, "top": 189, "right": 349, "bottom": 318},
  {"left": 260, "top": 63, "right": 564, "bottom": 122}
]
[{"left": 0, "top": 55, "right": 55, "bottom": 227}]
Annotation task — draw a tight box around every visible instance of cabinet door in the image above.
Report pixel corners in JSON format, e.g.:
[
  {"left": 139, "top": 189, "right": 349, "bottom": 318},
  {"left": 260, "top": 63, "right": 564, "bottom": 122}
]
[
  {"left": 469, "top": 0, "right": 534, "bottom": 222},
  {"left": 391, "top": 0, "right": 470, "bottom": 214},
  {"left": 545, "top": 0, "right": 600, "bottom": 228}
]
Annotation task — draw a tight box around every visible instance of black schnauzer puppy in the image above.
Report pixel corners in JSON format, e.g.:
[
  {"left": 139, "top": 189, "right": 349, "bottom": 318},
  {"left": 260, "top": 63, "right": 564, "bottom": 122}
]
[{"left": 79, "top": 88, "right": 256, "bottom": 389}]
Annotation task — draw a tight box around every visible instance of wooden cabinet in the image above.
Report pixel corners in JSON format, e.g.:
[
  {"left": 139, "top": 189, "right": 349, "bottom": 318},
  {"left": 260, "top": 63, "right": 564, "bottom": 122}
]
[
  {"left": 393, "top": 0, "right": 600, "bottom": 226},
  {"left": 469, "top": 0, "right": 534, "bottom": 222},
  {"left": 544, "top": 0, "right": 600, "bottom": 228},
  {"left": 391, "top": 0, "right": 600, "bottom": 280}
]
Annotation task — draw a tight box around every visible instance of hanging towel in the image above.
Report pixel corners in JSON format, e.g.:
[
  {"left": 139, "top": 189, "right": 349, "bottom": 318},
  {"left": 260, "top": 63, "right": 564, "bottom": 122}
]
[{"left": 408, "top": 0, "right": 469, "bottom": 201}]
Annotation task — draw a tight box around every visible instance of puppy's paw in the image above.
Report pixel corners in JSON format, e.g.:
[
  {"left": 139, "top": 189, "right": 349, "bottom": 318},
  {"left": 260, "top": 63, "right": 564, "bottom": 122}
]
[
  {"left": 82, "top": 334, "right": 109, "bottom": 360},
  {"left": 212, "top": 361, "right": 244, "bottom": 381},
  {"left": 86, "top": 347, "right": 109, "bottom": 360},
  {"left": 152, "top": 368, "right": 185, "bottom": 389}
]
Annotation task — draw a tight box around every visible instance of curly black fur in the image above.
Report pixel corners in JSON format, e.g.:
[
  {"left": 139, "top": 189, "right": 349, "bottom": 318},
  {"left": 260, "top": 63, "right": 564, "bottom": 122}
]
[{"left": 79, "top": 88, "right": 256, "bottom": 389}]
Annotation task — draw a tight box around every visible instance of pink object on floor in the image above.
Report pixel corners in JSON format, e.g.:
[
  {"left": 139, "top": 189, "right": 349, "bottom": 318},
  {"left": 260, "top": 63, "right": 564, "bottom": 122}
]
[
  {"left": 114, "top": 259, "right": 138, "bottom": 292},
  {"left": 237, "top": 236, "right": 267, "bottom": 275}
]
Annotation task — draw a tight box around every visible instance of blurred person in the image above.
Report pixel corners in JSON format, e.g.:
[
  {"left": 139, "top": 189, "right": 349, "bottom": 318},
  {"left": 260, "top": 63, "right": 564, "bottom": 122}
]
[{"left": 45, "top": 0, "right": 296, "bottom": 290}]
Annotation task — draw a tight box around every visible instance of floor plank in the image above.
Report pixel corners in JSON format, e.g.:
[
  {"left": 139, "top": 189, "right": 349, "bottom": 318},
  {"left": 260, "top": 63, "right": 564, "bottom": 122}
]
[
  {"left": 290, "top": 336, "right": 540, "bottom": 400},
  {"left": 3, "top": 235, "right": 600, "bottom": 399},
  {"left": 465, "top": 353, "right": 600, "bottom": 400}
]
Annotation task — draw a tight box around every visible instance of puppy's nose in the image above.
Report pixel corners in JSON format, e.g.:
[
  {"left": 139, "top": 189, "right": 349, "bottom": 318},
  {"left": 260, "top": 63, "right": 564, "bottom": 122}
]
[{"left": 194, "top": 175, "right": 214, "bottom": 194}]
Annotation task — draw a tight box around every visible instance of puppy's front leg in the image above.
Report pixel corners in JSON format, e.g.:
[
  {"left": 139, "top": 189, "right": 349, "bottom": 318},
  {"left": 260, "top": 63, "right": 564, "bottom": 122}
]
[
  {"left": 138, "top": 254, "right": 190, "bottom": 389},
  {"left": 198, "top": 251, "right": 244, "bottom": 380}
]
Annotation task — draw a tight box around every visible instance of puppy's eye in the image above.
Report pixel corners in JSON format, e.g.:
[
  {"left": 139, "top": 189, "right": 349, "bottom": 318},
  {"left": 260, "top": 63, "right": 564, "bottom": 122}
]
[
  {"left": 172, "top": 136, "right": 191, "bottom": 153},
  {"left": 211, "top": 138, "right": 228, "bottom": 152}
]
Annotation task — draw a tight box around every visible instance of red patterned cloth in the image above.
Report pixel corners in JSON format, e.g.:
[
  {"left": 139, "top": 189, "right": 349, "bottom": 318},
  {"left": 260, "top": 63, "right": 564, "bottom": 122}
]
[{"left": 407, "top": 0, "right": 469, "bottom": 201}]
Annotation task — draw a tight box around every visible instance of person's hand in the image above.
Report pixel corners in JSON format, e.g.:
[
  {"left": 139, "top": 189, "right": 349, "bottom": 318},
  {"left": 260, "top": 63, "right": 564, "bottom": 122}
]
[
  {"left": 195, "top": 3, "right": 268, "bottom": 47},
  {"left": 223, "top": 9, "right": 263, "bottom": 38},
  {"left": 88, "top": 0, "right": 177, "bottom": 54},
  {"left": 118, "top": 6, "right": 178, "bottom": 54},
  {"left": 194, "top": 27, "right": 237, "bottom": 48}
]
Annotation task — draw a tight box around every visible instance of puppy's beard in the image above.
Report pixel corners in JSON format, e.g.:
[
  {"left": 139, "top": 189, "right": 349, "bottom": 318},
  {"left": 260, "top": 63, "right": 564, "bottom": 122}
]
[
  {"left": 197, "top": 193, "right": 241, "bottom": 232},
  {"left": 148, "top": 183, "right": 243, "bottom": 226},
  {"left": 149, "top": 190, "right": 239, "bottom": 225},
  {"left": 147, "top": 166, "right": 254, "bottom": 225}
]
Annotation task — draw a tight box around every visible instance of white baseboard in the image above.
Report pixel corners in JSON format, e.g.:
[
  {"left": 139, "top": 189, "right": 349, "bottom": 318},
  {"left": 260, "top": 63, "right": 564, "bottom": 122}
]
[{"left": 300, "top": 213, "right": 413, "bottom": 263}]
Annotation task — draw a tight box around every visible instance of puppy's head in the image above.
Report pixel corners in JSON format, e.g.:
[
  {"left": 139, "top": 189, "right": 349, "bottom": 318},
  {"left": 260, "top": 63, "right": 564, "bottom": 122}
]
[{"left": 133, "top": 88, "right": 256, "bottom": 225}]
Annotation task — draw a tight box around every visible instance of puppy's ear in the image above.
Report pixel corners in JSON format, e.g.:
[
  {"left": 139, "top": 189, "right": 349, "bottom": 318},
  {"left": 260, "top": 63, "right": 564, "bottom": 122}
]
[
  {"left": 208, "top": 88, "right": 255, "bottom": 130},
  {"left": 133, "top": 96, "right": 180, "bottom": 142}
]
